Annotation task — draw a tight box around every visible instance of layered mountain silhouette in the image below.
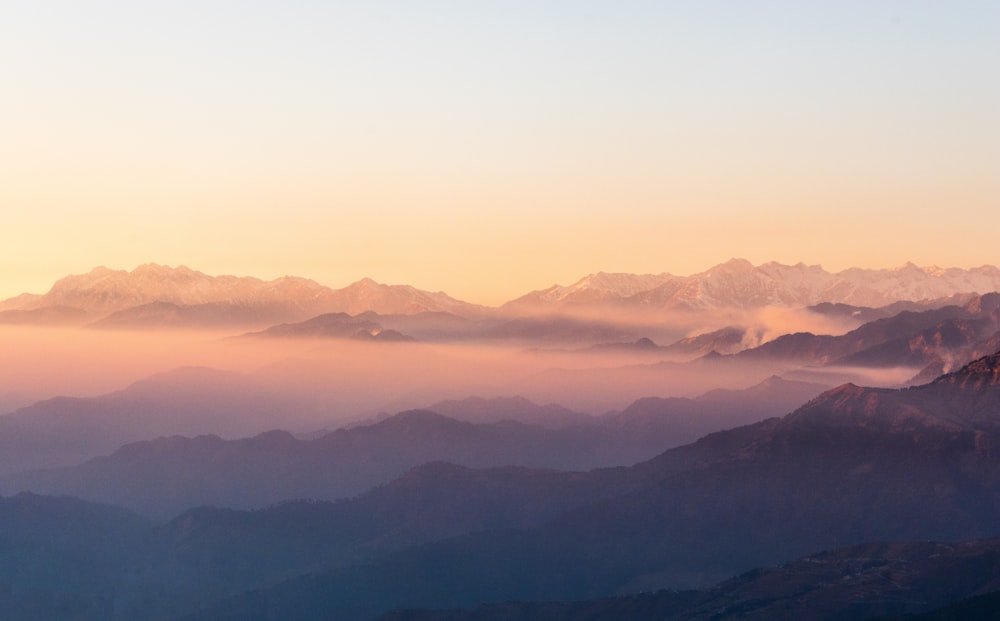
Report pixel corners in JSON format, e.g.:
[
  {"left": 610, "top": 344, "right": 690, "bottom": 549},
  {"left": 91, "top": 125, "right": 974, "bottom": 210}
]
[
  {"left": 241, "top": 312, "right": 416, "bottom": 341},
  {"left": 89, "top": 300, "right": 313, "bottom": 330},
  {"left": 659, "top": 325, "right": 756, "bottom": 356},
  {"left": 732, "top": 292, "right": 1000, "bottom": 378},
  {"left": 1, "top": 413, "right": 601, "bottom": 518},
  {"left": 0, "top": 352, "right": 997, "bottom": 620},
  {"left": 0, "top": 304, "right": 91, "bottom": 325},
  {"left": 571, "top": 294, "right": 991, "bottom": 362},
  {"left": 171, "top": 350, "right": 1000, "bottom": 621},
  {"left": 422, "top": 396, "right": 593, "bottom": 428},
  {"left": 807, "top": 294, "right": 981, "bottom": 324},
  {"left": 1, "top": 377, "right": 826, "bottom": 518},
  {"left": 4, "top": 260, "right": 1000, "bottom": 621},
  {"left": 571, "top": 329, "right": 754, "bottom": 358},
  {"left": 0, "top": 366, "right": 339, "bottom": 473},
  {"left": 478, "top": 314, "right": 644, "bottom": 344}
]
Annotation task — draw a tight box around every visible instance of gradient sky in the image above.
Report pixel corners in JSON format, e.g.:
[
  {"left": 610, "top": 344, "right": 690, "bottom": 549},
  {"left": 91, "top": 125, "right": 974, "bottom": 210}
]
[{"left": 2, "top": 1, "right": 998, "bottom": 304}]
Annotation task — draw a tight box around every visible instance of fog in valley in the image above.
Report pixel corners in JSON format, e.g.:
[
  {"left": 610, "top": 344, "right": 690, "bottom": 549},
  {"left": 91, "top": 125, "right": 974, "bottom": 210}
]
[{"left": 0, "top": 302, "right": 879, "bottom": 428}]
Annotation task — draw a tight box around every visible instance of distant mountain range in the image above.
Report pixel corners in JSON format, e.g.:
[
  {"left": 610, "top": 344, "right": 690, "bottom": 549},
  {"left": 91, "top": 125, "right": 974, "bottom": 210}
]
[
  {"left": 0, "top": 366, "right": 339, "bottom": 473},
  {"left": 0, "top": 264, "right": 486, "bottom": 327},
  {"left": 2, "top": 260, "right": 999, "bottom": 330},
  {"left": 732, "top": 292, "right": 1000, "bottom": 377},
  {"left": 6, "top": 260, "right": 1000, "bottom": 620},
  {"left": 0, "top": 376, "right": 827, "bottom": 517},
  {"left": 242, "top": 311, "right": 417, "bottom": 341},
  {"left": 0, "top": 350, "right": 999, "bottom": 620},
  {"left": 504, "top": 259, "right": 1000, "bottom": 312},
  {"left": 2, "top": 292, "right": 995, "bottom": 482}
]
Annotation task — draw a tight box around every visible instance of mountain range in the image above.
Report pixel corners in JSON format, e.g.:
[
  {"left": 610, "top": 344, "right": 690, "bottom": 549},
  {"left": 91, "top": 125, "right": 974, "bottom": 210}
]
[
  {"left": 3, "top": 261, "right": 1000, "bottom": 330},
  {"left": 173, "top": 350, "right": 1000, "bottom": 621},
  {"left": 0, "top": 264, "right": 486, "bottom": 327},
  {"left": 503, "top": 259, "right": 1000, "bottom": 312},
  {"left": 732, "top": 292, "right": 1000, "bottom": 376},
  {"left": 242, "top": 312, "right": 417, "bottom": 341},
  {"left": 0, "top": 375, "right": 827, "bottom": 517},
  {"left": 0, "top": 366, "right": 337, "bottom": 473},
  {"left": 4, "top": 260, "right": 1000, "bottom": 619},
  {"left": 3, "top": 291, "right": 996, "bottom": 482},
  {"left": 0, "top": 350, "right": 998, "bottom": 619}
]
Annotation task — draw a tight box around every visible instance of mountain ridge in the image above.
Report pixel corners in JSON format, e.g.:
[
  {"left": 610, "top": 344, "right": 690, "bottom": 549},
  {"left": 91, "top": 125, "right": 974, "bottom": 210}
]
[
  {"left": 4, "top": 261, "right": 999, "bottom": 324},
  {"left": 0, "top": 374, "right": 827, "bottom": 517},
  {"left": 2, "top": 351, "right": 1000, "bottom": 620},
  {"left": 0, "top": 264, "right": 486, "bottom": 322},
  {"left": 504, "top": 260, "right": 1000, "bottom": 312}
]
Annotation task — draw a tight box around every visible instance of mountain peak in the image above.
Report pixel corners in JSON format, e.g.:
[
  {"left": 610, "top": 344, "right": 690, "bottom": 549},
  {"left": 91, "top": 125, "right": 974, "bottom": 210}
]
[
  {"left": 505, "top": 260, "right": 1000, "bottom": 312},
  {"left": 131, "top": 263, "right": 192, "bottom": 274},
  {"left": 374, "top": 409, "right": 470, "bottom": 433},
  {"left": 327, "top": 278, "right": 481, "bottom": 316},
  {"left": 1, "top": 266, "right": 484, "bottom": 320},
  {"left": 704, "top": 258, "right": 757, "bottom": 276},
  {"left": 895, "top": 261, "right": 923, "bottom": 271},
  {"left": 931, "top": 351, "right": 1000, "bottom": 390},
  {"left": 784, "top": 349, "right": 1000, "bottom": 435}
]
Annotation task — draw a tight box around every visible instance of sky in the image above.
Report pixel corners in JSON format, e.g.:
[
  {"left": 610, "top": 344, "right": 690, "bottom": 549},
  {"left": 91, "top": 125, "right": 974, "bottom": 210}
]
[{"left": 2, "top": 1, "right": 998, "bottom": 305}]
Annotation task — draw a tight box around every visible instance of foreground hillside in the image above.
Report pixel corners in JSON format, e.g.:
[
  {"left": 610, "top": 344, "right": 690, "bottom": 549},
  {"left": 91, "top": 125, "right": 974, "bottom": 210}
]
[{"left": 379, "top": 539, "right": 1000, "bottom": 621}]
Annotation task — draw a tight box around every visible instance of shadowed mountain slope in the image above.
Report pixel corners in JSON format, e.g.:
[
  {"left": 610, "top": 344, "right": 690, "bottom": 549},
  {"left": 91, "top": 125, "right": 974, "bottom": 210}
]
[
  {"left": 0, "top": 492, "right": 151, "bottom": 621},
  {"left": 1, "top": 413, "right": 604, "bottom": 518},
  {"left": 0, "top": 353, "right": 996, "bottom": 620},
  {"left": 0, "top": 366, "right": 334, "bottom": 473},
  {"left": 0, "top": 305, "right": 91, "bottom": 325},
  {"left": 241, "top": 312, "right": 416, "bottom": 341},
  {"left": 89, "top": 301, "right": 303, "bottom": 330},
  {"left": 2, "top": 376, "right": 828, "bottom": 518},
  {"left": 422, "top": 396, "right": 594, "bottom": 429},
  {"left": 734, "top": 293, "right": 1000, "bottom": 373},
  {"left": 174, "top": 350, "right": 1000, "bottom": 621},
  {"left": 873, "top": 590, "right": 1000, "bottom": 620},
  {"left": 377, "top": 538, "right": 1000, "bottom": 621}
]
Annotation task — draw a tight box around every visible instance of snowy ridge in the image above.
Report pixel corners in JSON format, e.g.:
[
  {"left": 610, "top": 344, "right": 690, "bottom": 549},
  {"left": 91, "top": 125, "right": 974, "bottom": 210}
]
[
  {"left": 504, "top": 259, "right": 1000, "bottom": 312},
  {"left": 4, "top": 260, "right": 1000, "bottom": 319},
  {"left": 1, "top": 265, "right": 486, "bottom": 318}
]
